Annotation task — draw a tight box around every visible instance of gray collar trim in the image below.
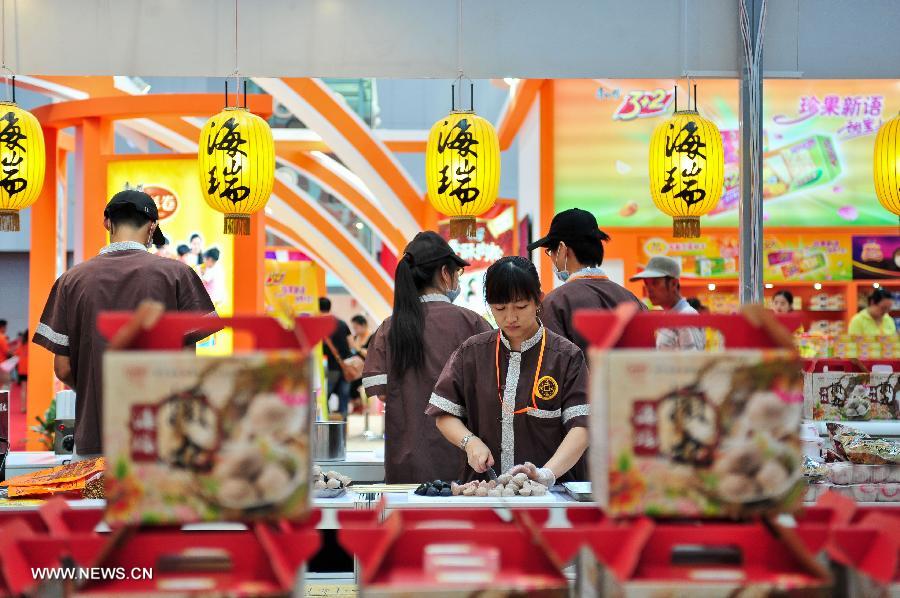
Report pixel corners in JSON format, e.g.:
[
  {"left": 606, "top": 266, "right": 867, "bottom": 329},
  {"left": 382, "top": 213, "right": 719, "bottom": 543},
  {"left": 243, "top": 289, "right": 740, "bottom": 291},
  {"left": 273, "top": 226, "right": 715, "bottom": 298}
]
[
  {"left": 100, "top": 241, "right": 148, "bottom": 255},
  {"left": 499, "top": 325, "right": 544, "bottom": 353},
  {"left": 420, "top": 294, "right": 450, "bottom": 304},
  {"left": 569, "top": 266, "right": 606, "bottom": 279}
]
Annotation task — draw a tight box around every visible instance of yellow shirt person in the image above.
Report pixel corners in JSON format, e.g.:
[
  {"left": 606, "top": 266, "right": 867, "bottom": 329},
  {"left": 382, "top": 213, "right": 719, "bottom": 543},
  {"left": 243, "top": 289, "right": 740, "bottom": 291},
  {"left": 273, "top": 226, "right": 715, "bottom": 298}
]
[{"left": 849, "top": 289, "right": 897, "bottom": 337}]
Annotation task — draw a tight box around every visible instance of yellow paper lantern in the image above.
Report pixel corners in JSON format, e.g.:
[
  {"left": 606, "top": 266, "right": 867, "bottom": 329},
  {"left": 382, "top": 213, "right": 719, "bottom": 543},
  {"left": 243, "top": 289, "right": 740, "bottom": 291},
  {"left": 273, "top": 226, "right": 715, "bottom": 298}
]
[
  {"left": 648, "top": 109, "right": 724, "bottom": 238},
  {"left": 426, "top": 111, "right": 500, "bottom": 236},
  {"left": 198, "top": 107, "right": 274, "bottom": 235},
  {"left": 0, "top": 102, "right": 45, "bottom": 232},
  {"left": 874, "top": 112, "right": 900, "bottom": 225}
]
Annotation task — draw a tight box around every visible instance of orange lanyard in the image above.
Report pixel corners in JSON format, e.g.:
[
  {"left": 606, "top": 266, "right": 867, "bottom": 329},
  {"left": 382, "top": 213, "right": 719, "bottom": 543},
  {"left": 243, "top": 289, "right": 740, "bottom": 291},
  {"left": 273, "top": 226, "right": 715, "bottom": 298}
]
[
  {"left": 569, "top": 274, "right": 609, "bottom": 281},
  {"left": 495, "top": 329, "right": 546, "bottom": 415}
]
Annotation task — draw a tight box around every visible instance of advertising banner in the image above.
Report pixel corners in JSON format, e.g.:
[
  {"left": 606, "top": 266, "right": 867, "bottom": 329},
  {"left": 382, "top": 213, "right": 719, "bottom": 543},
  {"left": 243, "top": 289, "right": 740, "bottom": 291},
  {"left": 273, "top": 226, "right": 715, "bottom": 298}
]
[
  {"left": 556, "top": 79, "right": 897, "bottom": 227},
  {"left": 763, "top": 235, "right": 852, "bottom": 281},
  {"left": 852, "top": 235, "right": 900, "bottom": 279},
  {"left": 638, "top": 234, "right": 740, "bottom": 279}
]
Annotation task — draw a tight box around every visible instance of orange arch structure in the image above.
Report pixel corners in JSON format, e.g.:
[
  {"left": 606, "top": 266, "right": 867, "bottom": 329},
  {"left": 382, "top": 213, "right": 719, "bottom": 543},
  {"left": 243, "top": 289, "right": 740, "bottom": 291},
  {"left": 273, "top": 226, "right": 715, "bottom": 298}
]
[{"left": 253, "top": 77, "right": 425, "bottom": 236}]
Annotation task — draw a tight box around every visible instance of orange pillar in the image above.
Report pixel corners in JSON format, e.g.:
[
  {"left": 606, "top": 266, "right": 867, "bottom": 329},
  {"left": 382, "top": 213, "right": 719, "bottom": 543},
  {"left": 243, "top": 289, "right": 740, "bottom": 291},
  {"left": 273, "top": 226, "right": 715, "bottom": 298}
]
[
  {"left": 232, "top": 212, "right": 266, "bottom": 349},
  {"left": 27, "top": 129, "right": 59, "bottom": 449},
  {"left": 539, "top": 80, "right": 556, "bottom": 291},
  {"left": 76, "top": 117, "right": 113, "bottom": 259},
  {"left": 315, "top": 263, "right": 327, "bottom": 300}
]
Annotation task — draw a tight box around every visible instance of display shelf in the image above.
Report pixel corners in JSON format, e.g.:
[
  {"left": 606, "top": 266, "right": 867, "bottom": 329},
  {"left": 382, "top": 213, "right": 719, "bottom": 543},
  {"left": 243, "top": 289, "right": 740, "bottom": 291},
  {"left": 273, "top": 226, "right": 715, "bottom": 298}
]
[{"left": 810, "top": 419, "right": 900, "bottom": 437}]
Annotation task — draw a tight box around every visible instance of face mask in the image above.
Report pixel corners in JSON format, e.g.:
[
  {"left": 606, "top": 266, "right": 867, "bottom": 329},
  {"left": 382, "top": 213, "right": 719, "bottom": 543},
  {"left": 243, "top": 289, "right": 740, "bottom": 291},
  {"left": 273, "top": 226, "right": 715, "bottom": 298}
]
[
  {"left": 553, "top": 248, "right": 570, "bottom": 283},
  {"left": 443, "top": 268, "right": 461, "bottom": 302}
]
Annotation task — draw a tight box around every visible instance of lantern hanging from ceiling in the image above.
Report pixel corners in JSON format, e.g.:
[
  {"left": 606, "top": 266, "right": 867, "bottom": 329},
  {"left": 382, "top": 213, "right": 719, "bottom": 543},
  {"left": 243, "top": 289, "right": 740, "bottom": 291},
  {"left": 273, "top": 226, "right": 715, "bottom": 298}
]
[
  {"left": 198, "top": 85, "right": 274, "bottom": 235},
  {"left": 426, "top": 84, "right": 500, "bottom": 237},
  {"left": 874, "top": 111, "right": 900, "bottom": 226},
  {"left": 0, "top": 93, "right": 45, "bottom": 232},
  {"left": 648, "top": 87, "right": 724, "bottom": 238}
]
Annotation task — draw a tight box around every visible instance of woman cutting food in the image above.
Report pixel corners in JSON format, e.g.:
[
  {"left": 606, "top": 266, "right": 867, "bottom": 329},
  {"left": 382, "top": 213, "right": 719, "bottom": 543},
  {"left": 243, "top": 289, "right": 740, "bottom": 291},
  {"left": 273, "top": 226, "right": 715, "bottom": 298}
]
[
  {"left": 427, "top": 256, "right": 590, "bottom": 485},
  {"left": 362, "top": 232, "right": 492, "bottom": 483}
]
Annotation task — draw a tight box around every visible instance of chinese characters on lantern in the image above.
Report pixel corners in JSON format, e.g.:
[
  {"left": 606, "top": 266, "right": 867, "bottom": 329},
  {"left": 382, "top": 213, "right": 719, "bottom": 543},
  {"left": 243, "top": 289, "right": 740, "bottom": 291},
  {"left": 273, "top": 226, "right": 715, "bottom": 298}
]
[
  {"left": 662, "top": 119, "right": 707, "bottom": 208},
  {"left": 206, "top": 117, "right": 250, "bottom": 204},
  {"left": 437, "top": 118, "right": 481, "bottom": 207},
  {"left": 0, "top": 111, "right": 28, "bottom": 197}
]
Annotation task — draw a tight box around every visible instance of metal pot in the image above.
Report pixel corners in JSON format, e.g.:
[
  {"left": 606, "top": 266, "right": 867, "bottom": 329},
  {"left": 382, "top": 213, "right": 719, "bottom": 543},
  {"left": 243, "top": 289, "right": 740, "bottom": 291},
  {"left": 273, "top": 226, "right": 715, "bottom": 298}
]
[{"left": 313, "top": 421, "right": 346, "bottom": 462}]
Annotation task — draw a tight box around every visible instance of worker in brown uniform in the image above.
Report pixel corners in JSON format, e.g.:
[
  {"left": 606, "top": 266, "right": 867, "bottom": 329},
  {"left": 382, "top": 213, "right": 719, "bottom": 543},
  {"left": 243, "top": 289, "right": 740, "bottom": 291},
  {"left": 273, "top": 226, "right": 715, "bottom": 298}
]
[{"left": 362, "top": 232, "right": 492, "bottom": 484}]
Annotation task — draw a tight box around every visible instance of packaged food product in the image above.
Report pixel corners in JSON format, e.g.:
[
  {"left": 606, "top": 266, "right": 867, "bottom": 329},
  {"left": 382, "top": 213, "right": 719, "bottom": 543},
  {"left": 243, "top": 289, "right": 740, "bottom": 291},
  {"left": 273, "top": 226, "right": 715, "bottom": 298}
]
[
  {"left": 879, "top": 483, "right": 900, "bottom": 502},
  {"left": 826, "top": 462, "right": 853, "bottom": 485},
  {"left": 591, "top": 351, "right": 804, "bottom": 517},
  {"left": 1, "top": 457, "right": 105, "bottom": 499},
  {"left": 104, "top": 352, "right": 313, "bottom": 525},
  {"left": 851, "top": 484, "right": 879, "bottom": 502},
  {"left": 1, "top": 457, "right": 105, "bottom": 489}
]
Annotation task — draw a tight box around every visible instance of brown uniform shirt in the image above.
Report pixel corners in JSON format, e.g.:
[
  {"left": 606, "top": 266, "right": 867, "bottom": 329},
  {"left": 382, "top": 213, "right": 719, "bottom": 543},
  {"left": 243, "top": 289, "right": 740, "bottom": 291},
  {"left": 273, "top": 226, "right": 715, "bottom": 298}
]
[
  {"left": 362, "top": 295, "right": 492, "bottom": 483},
  {"left": 33, "top": 242, "right": 216, "bottom": 453},
  {"left": 427, "top": 326, "right": 590, "bottom": 482},
  {"left": 542, "top": 270, "right": 646, "bottom": 354}
]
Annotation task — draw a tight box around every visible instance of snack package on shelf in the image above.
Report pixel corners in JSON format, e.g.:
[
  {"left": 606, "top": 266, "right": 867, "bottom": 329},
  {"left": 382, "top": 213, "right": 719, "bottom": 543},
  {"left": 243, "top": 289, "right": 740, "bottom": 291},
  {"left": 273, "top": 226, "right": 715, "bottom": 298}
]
[
  {"left": 818, "top": 482, "right": 900, "bottom": 502},
  {"left": 0, "top": 458, "right": 105, "bottom": 499},
  {"left": 825, "top": 462, "right": 900, "bottom": 485},
  {"left": 798, "top": 335, "right": 900, "bottom": 359},
  {"left": 827, "top": 423, "right": 900, "bottom": 465},
  {"left": 803, "top": 366, "right": 900, "bottom": 421}
]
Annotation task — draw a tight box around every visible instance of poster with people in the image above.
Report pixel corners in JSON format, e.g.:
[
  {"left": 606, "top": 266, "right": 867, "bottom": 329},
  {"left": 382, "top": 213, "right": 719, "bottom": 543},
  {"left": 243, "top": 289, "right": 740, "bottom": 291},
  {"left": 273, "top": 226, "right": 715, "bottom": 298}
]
[{"left": 107, "top": 157, "right": 234, "bottom": 354}]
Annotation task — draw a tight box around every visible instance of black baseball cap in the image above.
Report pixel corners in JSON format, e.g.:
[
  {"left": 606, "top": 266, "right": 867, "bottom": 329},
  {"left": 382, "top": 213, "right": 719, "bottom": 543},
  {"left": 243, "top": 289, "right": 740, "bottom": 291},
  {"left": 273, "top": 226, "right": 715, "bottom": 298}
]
[
  {"left": 527, "top": 208, "right": 604, "bottom": 251},
  {"left": 403, "top": 231, "right": 469, "bottom": 268},
  {"left": 104, "top": 190, "right": 165, "bottom": 247}
]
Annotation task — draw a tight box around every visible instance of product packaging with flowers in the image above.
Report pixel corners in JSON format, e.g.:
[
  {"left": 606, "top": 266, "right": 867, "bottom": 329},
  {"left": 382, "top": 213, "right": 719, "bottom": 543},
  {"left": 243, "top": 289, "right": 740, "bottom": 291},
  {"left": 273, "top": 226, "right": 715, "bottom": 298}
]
[
  {"left": 803, "top": 370, "right": 900, "bottom": 421},
  {"left": 590, "top": 350, "right": 806, "bottom": 518},
  {"left": 103, "top": 352, "right": 313, "bottom": 525}
]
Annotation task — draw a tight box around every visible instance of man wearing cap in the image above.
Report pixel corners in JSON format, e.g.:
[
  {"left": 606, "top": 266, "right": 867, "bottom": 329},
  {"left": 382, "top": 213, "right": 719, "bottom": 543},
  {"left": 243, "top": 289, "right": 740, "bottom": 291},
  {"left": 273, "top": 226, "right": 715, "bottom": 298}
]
[
  {"left": 33, "top": 190, "right": 216, "bottom": 461},
  {"left": 529, "top": 208, "right": 645, "bottom": 354},
  {"left": 630, "top": 256, "right": 705, "bottom": 351}
]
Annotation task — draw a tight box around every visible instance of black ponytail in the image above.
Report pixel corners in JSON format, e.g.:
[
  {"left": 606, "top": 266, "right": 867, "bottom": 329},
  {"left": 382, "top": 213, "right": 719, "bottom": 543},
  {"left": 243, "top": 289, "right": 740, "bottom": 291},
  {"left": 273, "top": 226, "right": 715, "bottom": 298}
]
[{"left": 389, "top": 253, "right": 457, "bottom": 374}]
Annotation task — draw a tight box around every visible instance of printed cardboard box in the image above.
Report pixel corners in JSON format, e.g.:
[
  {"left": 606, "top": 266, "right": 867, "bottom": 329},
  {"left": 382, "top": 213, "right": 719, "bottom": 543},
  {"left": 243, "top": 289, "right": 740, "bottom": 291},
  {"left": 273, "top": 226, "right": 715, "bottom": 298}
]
[
  {"left": 590, "top": 350, "right": 805, "bottom": 517},
  {"left": 103, "top": 351, "right": 313, "bottom": 525},
  {"left": 803, "top": 370, "right": 900, "bottom": 421}
]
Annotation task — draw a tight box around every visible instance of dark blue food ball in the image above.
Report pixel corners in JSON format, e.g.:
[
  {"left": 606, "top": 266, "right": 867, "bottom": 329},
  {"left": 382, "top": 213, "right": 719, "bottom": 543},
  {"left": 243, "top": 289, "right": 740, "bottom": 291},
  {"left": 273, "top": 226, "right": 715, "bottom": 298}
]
[
  {"left": 440, "top": 487, "right": 452, "bottom": 497},
  {"left": 433, "top": 480, "right": 444, "bottom": 487},
  {"left": 426, "top": 486, "right": 440, "bottom": 497},
  {"left": 415, "top": 484, "right": 428, "bottom": 496}
]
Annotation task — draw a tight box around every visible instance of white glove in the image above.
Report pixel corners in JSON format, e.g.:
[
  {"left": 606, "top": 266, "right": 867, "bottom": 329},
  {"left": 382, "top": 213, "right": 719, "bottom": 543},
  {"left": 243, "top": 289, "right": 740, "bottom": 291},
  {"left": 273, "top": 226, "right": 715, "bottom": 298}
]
[
  {"left": 534, "top": 467, "right": 556, "bottom": 488},
  {"left": 507, "top": 462, "right": 556, "bottom": 488}
]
